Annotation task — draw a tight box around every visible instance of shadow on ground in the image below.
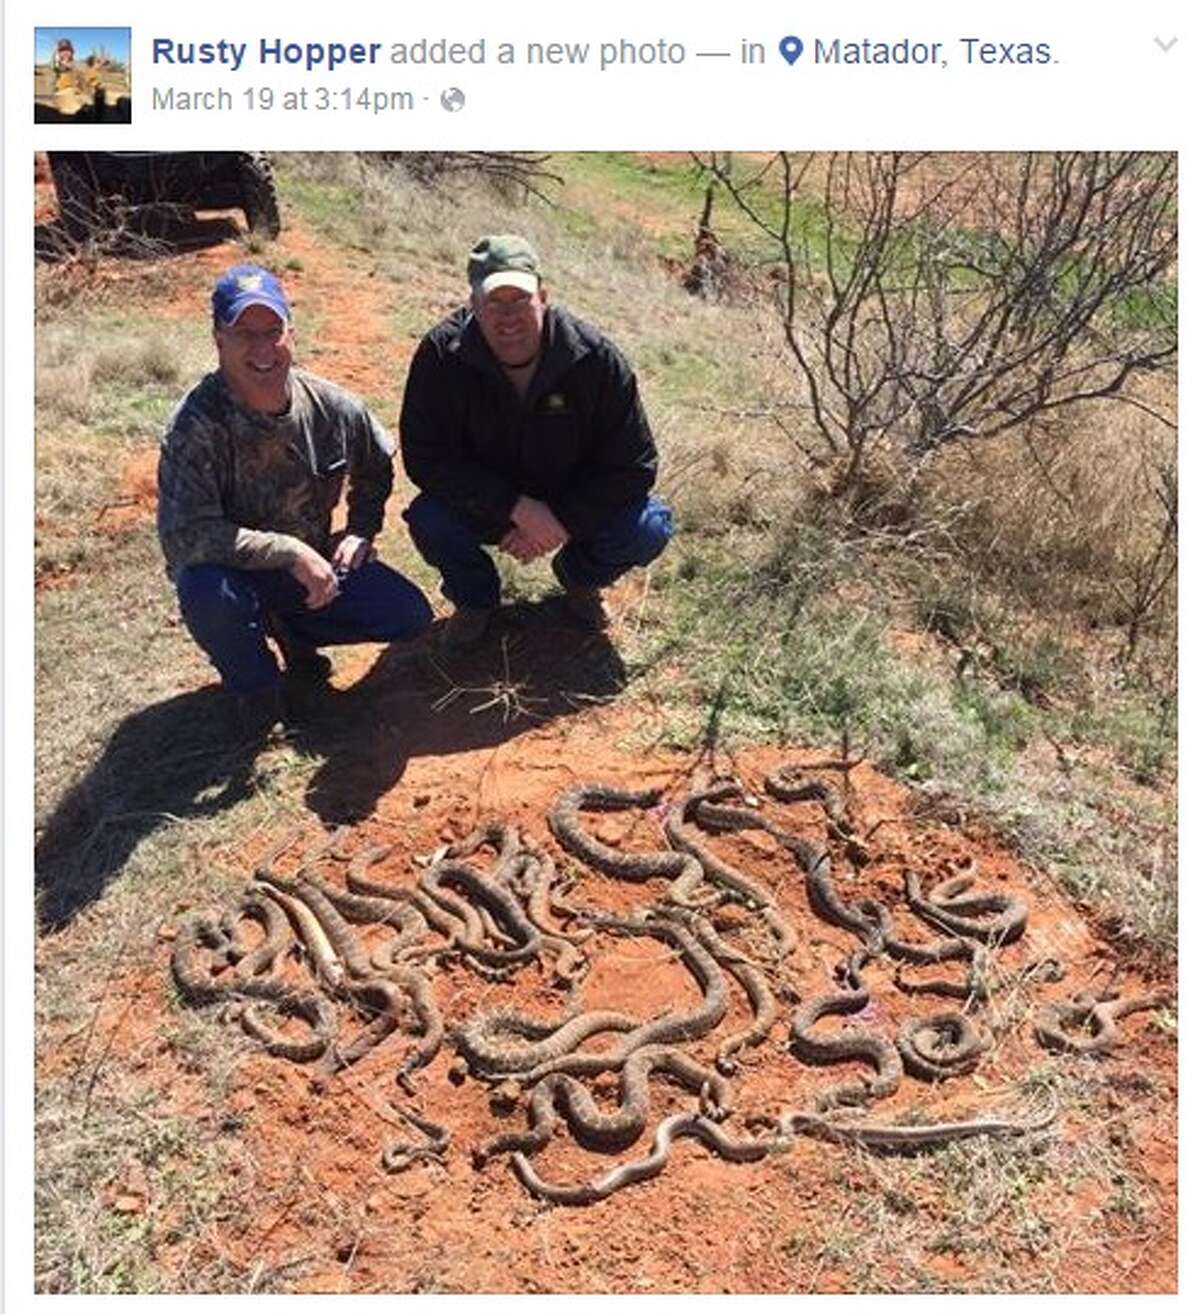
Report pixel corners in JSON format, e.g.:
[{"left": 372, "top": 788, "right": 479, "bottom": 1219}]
[
  {"left": 34, "top": 212, "right": 241, "bottom": 262},
  {"left": 34, "top": 597, "right": 626, "bottom": 932}
]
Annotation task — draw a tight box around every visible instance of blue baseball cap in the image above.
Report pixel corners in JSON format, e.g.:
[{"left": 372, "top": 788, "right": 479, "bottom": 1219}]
[{"left": 212, "top": 264, "right": 290, "bottom": 327}]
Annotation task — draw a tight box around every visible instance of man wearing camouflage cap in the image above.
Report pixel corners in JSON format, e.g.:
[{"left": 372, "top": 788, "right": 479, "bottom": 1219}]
[
  {"left": 400, "top": 234, "right": 672, "bottom": 651},
  {"left": 158, "top": 263, "right": 432, "bottom": 736}
]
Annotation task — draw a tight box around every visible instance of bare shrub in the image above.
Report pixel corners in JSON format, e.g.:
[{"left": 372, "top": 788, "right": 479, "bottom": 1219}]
[
  {"left": 906, "top": 366, "right": 1177, "bottom": 655},
  {"left": 35, "top": 218, "right": 176, "bottom": 319},
  {"left": 1109, "top": 451, "right": 1177, "bottom": 661},
  {"left": 684, "top": 152, "right": 1177, "bottom": 672},
  {"left": 697, "top": 152, "right": 1177, "bottom": 504},
  {"left": 374, "top": 151, "right": 564, "bottom": 204}
]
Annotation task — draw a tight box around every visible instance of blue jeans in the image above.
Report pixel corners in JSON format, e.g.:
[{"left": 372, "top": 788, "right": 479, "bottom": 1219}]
[
  {"left": 176, "top": 561, "right": 433, "bottom": 695},
  {"left": 403, "top": 493, "right": 673, "bottom": 610}
]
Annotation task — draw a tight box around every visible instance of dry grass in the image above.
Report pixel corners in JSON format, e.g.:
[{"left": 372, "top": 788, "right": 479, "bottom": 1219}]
[
  {"left": 36, "top": 931, "right": 308, "bottom": 1294},
  {"left": 918, "top": 373, "right": 1177, "bottom": 632},
  {"left": 33, "top": 316, "right": 210, "bottom": 587}
]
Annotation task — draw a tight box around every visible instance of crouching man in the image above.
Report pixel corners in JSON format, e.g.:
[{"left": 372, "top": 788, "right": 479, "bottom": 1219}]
[
  {"left": 158, "top": 264, "right": 432, "bottom": 736},
  {"left": 400, "top": 234, "right": 673, "bottom": 651}
]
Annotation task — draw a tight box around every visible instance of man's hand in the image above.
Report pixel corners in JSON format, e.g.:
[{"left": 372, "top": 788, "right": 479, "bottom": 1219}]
[
  {"left": 509, "top": 495, "right": 569, "bottom": 556},
  {"left": 499, "top": 526, "right": 543, "bottom": 563},
  {"left": 330, "top": 533, "right": 375, "bottom": 574},
  {"left": 288, "top": 543, "right": 340, "bottom": 609}
]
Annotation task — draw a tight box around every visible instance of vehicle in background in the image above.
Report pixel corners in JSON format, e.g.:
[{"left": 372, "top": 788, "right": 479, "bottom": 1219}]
[{"left": 45, "top": 153, "right": 281, "bottom": 240}]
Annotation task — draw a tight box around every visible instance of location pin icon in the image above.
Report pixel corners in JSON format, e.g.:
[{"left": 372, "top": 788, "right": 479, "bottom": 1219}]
[{"left": 779, "top": 35, "right": 804, "bottom": 65}]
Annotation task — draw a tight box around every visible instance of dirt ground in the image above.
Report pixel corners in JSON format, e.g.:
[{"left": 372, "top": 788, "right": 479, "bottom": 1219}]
[
  {"left": 33, "top": 161, "right": 1178, "bottom": 1295},
  {"left": 39, "top": 714, "right": 1178, "bottom": 1294}
]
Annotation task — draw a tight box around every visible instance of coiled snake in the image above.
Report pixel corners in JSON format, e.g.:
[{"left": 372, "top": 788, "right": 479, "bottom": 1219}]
[
  {"left": 170, "top": 893, "right": 337, "bottom": 1063},
  {"left": 1034, "top": 989, "right": 1172, "bottom": 1054}
]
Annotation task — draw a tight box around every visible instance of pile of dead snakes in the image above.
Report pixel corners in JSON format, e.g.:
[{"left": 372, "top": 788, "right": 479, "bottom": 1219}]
[{"left": 168, "top": 766, "right": 1173, "bottom": 1205}]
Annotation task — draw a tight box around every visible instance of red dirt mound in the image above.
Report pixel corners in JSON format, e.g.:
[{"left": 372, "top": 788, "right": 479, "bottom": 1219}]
[{"left": 42, "top": 731, "right": 1177, "bottom": 1294}]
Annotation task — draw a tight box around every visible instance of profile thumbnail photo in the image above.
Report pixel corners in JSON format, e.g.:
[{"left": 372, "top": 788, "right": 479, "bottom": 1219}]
[{"left": 34, "top": 26, "right": 131, "bottom": 124}]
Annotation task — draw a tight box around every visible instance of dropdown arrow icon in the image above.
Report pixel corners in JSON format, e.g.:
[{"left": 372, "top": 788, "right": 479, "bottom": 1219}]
[{"left": 1154, "top": 36, "right": 1178, "bottom": 52}]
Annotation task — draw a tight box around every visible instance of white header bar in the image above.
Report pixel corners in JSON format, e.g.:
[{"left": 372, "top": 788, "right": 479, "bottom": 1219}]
[{"left": 12, "top": 2, "right": 1194, "bottom": 149}]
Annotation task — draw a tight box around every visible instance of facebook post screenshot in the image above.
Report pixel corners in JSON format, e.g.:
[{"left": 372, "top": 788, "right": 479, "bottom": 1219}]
[{"left": 3, "top": 0, "right": 1191, "bottom": 1304}]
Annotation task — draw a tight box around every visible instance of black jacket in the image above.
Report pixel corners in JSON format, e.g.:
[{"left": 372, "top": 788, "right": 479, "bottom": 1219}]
[{"left": 399, "top": 304, "right": 657, "bottom": 540}]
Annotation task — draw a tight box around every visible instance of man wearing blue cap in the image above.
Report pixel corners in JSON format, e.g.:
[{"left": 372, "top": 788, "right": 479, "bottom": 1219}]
[
  {"left": 158, "top": 263, "right": 432, "bottom": 736},
  {"left": 401, "top": 234, "right": 672, "bottom": 652}
]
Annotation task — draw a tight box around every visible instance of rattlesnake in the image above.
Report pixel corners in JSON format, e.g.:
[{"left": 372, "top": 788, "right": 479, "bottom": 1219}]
[
  {"left": 167, "top": 773, "right": 1163, "bottom": 1213},
  {"left": 475, "top": 1044, "right": 730, "bottom": 1161},
  {"left": 455, "top": 903, "right": 741, "bottom": 1083},
  {"left": 763, "top": 767, "right": 852, "bottom": 825},
  {"left": 664, "top": 781, "right": 799, "bottom": 957},
  {"left": 889, "top": 934, "right": 991, "bottom": 1005},
  {"left": 789, "top": 971, "right": 903, "bottom": 1111},
  {"left": 896, "top": 1010, "right": 985, "bottom": 1080},
  {"left": 904, "top": 868, "right": 1028, "bottom": 946},
  {"left": 854, "top": 897, "right": 992, "bottom": 1004},
  {"left": 550, "top": 783, "right": 673, "bottom": 878},
  {"left": 420, "top": 857, "right": 546, "bottom": 967},
  {"left": 1034, "top": 990, "right": 1172, "bottom": 1055},
  {"left": 762, "top": 765, "right": 872, "bottom": 864},
  {"left": 509, "top": 910, "right": 730, "bottom": 1085},
  {"left": 655, "top": 906, "right": 779, "bottom": 1074},
  {"left": 284, "top": 868, "right": 428, "bottom": 956},
  {"left": 509, "top": 851, "right": 593, "bottom": 981},
  {"left": 776, "top": 1102, "right": 1057, "bottom": 1150},
  {"left": 444, "top": 820, "right": 523, "bottom": 870},
  {"left": 256, "top": 867, "right": 438, "bottom": 1073},
  {"left": 552, "top": 780, "right": 800, "bottom": 958},
  {"left": 549, "top": 783, "right": 708, "bottom": 908},
  {"left": 381, "top": 1107, "right": 452, "bottom": 1173},
  {"left": 800, "top": 846, "right": 880, "bottom": 946},
  {"left": 512, "top": 1101, "right": 1059, "bottom": 1206},
  {"left": 344, "top": 843, "right": 469, "bottom": 948},
  {"left": 511, "top": 1111, "right": 773, "bottom": 1206},
  {"left": 423, "top": 849, "right": 586, "bottom": 984},
  {"left": 805, "top": 859, "right": 992, "bottom": 1004},
  {"left": 664, "top": 781, "right": 779, "bottom": 909},
  {"left": 170, "top": 897, "right": 337, "bottom": 1062},
  {"left": 454, "top": 1005, "right": 643, "bottom": 1077}
]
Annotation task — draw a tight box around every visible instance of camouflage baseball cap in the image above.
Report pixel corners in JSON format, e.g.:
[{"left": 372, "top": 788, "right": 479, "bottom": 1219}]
[
  {"left": 467, "top": 235, "right": 541, "bottom": 295},
  {"left": 212, "top": 264, "right": 290, "bottom": 327}
]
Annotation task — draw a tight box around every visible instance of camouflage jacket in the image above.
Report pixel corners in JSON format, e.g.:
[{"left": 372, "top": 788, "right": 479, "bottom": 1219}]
[{"left": 157, "top": 368, "right": 394, "bottom": 580}]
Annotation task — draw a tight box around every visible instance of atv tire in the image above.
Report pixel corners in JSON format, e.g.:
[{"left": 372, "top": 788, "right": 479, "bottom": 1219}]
[{"left": 237, "top": 153, "right": 281, "bottom": 239}]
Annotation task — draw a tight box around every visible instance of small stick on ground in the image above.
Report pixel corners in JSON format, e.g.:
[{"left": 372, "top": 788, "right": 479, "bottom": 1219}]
[{"left": 429, "top": 637, "right": 550, "bottom": 724}]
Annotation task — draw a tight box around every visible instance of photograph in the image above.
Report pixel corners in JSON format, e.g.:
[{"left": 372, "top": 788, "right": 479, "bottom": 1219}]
[
  {"left": 34, "top": 26, "right": 131, "bottom": 123},
  {"left": 31, "top": 149, "right": 1178, "bottom": 1295}
]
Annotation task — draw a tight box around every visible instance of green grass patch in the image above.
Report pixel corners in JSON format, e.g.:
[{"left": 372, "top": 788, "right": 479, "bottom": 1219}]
[
  {"left": 274, "top": 175, "right": 362, "bottom": 243},
  {"left": 627, "top": 519, "right": 1175, "bottom": 953},
  {"left": 559, "top": 152, "right": 835, "bottom": 269}
]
